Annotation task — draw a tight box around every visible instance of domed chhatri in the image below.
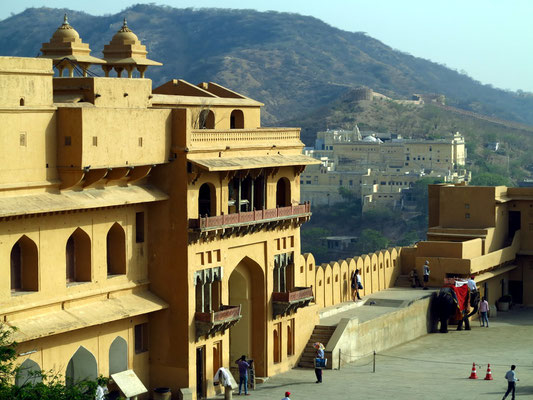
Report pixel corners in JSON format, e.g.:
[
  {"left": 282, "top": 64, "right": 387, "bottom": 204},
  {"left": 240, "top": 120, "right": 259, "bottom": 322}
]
[
  {"left": 102, "top": 18, "right": 162, "bottom": 78},
  {"left": 40, "top": 14, "right": 105, "bottom": 77}
]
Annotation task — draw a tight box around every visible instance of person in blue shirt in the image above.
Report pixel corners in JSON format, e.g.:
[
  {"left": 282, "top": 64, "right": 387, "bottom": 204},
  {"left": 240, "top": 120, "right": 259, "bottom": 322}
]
[
  {"left": 315, "top": 347, "right": 324, "bottom": 383},
  {"left": 502, "top": 365, "right": 519, "bottom": 400},
  {"left": 235, "top": 355, "right": 250, "bottom": 395}
]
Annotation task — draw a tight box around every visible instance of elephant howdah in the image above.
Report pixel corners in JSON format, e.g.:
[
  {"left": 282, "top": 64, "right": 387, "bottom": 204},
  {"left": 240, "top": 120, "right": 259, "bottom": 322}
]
[{"left": 433, "top": 281, "right": 480, "bottom": 333}]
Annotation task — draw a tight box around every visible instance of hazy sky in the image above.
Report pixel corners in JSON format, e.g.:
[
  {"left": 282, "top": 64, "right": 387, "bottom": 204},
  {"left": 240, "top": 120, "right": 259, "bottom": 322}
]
[{"left": 1, "top": 0, "right": 532, "bottom": 92}]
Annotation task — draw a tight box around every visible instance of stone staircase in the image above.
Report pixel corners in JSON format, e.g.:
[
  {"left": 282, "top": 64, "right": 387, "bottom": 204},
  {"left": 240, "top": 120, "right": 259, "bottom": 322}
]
[
  {"left": 395, "top": 274, "right": 412, "bottom": 288},
  {"left": 298, "top": 325, "right": 337, "bottom": 368}
]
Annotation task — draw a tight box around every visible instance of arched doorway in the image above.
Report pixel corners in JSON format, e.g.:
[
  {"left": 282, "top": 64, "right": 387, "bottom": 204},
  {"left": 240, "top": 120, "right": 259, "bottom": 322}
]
[
  {"left": 230, "top": 110, "right": 244, "bottom": 129},
  {"left": 66, "top": 346, "right": 97, "bottom": 384},
  {"left": 107, "top": 224, "right": 126, "bottom": 276},
  {"left": 199, "top": 183, "right": 216, "bottom": 217},
  {"left": 11, "top": 235, "right": 38, "bottom": 292},
  {"left": 228, "top": 257, "right": 266, "bottom": 376},
  {"left": 66, "top": 228, "right": 91, "bottom": 283},
  {"left": 276, "top": 177, "right": 291, "bottom": 207},
  {"left": 109, "top": 336, "right": 128, "bottom": 375}
]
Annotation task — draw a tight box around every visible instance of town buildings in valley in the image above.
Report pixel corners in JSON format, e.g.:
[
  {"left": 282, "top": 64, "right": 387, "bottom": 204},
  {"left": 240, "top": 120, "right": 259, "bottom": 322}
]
[{"left": 301, "top": 126, "right": 470, "bottom": 212}]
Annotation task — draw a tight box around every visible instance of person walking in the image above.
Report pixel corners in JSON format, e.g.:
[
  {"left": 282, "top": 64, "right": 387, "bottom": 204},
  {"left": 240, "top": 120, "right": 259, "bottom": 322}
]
[
  {"left": 423, "top": 260, "right": 430, "bottom": 290},
  {"left": 282, "top": 391, "right": 291, "bottom": 400},
  {"left": 235, "top": 355, "right": 250, "bottom": 395},
  {"left": 502, "top": 365, "right": 519, "bottom": 400},
  {"left": 351, "top": 269, "right": 362, "bottom": 301},
  {"left": 479, "top": 296, "right": 490, "bottom": 327}
]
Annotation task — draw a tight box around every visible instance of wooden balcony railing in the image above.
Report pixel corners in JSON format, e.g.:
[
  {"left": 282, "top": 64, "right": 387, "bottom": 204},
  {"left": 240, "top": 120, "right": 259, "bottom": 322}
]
[
  {"left": 272, "top": 287, "right": 314, "bottom": 317},
  {"left": 195, "top": 305, "right": 242, "bottom": 340},
  {"left": 189, "top": 203, "right": 311, "bottom": 230}
]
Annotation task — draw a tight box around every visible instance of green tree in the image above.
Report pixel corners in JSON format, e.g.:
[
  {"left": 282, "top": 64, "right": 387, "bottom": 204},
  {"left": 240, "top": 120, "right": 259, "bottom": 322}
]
[
  {"left": 356, "top": 229, "right": 389, "bottom": 254},
  {"left": 470, "top": 172, "right": 511, "bottom": 186}
]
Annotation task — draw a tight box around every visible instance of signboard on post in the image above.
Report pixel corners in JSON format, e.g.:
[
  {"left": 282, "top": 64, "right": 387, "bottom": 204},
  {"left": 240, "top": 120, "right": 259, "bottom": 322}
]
[{"left": 111, "top": 369, "right": 148, "bottom": 399}]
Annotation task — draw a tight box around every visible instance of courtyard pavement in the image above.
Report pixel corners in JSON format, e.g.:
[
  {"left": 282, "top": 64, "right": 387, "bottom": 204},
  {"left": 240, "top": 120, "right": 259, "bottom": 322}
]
[{"left": 212, "top": 306, "right": 533, "bottom": 400}]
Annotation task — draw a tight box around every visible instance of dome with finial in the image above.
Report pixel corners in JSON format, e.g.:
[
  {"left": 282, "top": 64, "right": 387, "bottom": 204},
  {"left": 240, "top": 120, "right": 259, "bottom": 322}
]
[
  {"left": 102, "top": 17, "right": 162, "bottom": 77},
  {"left": 51, "top": 14, "right": 80, "bottom": 41},
  {"left": 109, "top": 18, "right": 139, "bottom": 44},
  {"left": 40, "top": 14, "right": 105, "bottom": 77}
]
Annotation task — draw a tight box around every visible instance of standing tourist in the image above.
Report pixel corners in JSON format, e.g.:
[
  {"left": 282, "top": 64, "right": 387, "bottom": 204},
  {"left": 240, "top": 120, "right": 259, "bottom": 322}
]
[
  {"left": 282, "top": 391, "right": 291, "bottom": 400},
  {"left": 235, "top": 355, "right": 250, "bottom": 396},
  {"left": 502, "top": 365, "right": 519, "bottom": 400},
  {"left": 423, "top": 260, "right": 430, "bottom": 290},
  {"left": 313, "top": 343, "right": 325, "bottom": 383},
  {"left": 479, "top": 296, "right": 490, "bottom": 327}
]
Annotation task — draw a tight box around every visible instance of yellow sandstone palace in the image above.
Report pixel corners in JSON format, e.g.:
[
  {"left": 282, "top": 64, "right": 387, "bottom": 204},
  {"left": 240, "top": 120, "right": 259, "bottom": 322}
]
[
  {"left": 2, "top": 15, "right": 533, "bottom": 400},
  {"left": 0, "top": 16, "right": 322, "bottom": 399}
]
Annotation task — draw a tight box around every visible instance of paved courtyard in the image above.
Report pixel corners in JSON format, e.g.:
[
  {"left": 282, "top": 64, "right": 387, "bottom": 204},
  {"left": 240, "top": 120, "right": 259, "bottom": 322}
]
[{"left": 212, "top": 307, "right": 533, "bottom": 400}]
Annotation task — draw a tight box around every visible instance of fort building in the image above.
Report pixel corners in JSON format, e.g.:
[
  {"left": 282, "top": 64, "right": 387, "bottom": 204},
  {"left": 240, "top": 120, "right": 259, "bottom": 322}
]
[
  {"left": 2, "top": 16, "right": 531, "bottom": 400},
  {"left": 0, "top": 17, "right": 321, "bottom": 399},
  {"left": 302, "top": 128, "right": 469, "bottom": 211}
]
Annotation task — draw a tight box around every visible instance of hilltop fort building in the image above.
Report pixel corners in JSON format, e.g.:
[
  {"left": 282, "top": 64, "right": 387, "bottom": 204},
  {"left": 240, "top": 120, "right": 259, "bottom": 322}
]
[{"left": 302, "top": 126, "right": 469, "bottom": 211}]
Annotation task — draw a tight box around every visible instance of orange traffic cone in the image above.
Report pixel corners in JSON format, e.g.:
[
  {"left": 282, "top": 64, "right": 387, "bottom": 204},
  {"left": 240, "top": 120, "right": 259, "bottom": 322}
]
[
  {"left": 484, "top": 364, "right": 493, "bottom": 380},
  {"left": 469, "top": 362, "right": 478, "bottom": 379}
]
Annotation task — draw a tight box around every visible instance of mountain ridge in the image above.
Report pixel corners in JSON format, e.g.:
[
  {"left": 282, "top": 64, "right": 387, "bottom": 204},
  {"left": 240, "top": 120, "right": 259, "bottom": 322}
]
[{"left": 1, "top": 4, "right": 532, "bottom": 127}]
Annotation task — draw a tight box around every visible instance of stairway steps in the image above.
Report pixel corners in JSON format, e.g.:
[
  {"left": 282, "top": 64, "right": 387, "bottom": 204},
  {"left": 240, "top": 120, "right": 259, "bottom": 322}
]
[{"left": 298, "top": 324, "right": 337, "bottom": 368}]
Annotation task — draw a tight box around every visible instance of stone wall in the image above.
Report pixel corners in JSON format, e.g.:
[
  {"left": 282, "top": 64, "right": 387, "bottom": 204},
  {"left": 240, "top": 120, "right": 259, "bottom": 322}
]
[{"left": 298, "top": 248, "right": 402, "bottom": 308}]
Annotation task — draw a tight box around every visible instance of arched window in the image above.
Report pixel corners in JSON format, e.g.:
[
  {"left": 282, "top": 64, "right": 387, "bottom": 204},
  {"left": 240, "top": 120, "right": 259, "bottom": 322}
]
[
  {"left": 109, "top": 336, "right": 128, "bottom": 375},
  {"left": 276, "top": 177, "right": 291, "bottom": 207},
  {"left": 199, "top": 110, "right": 215, "bottom": 129},
  {"left": 230, "top": 110, "right": 244, "bottom": 129},
  {"left": 213, "top": 342, "right": 221, "bottom": 374},
  {"left": 66, "top": 346, "right": 97, "bottom": 385},
  {"left": 273, "top": 328, "right": 281, "bottom": 363},
  {"left": 107, "top": 223, "right": 126, "bottom": 276},
  {"left": 10, "top": 236, "right": 38, "bottom": 292},
  {"left": 199, "top": 183, "right": 216, "bottom": 217},
  {"left": 287, "top": 325, "right": 294, "bottom": 356},
  {"left": 66, "top": 228, "right": 91, "bottom": 284},
  {"left": 15, "top": 359, "right": 42, "bottom": 386}
]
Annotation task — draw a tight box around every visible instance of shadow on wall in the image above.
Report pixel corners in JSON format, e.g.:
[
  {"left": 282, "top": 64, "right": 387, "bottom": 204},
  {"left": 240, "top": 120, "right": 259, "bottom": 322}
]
[{"left": 298, "top": 247, "right": 403, "bottom": 308}]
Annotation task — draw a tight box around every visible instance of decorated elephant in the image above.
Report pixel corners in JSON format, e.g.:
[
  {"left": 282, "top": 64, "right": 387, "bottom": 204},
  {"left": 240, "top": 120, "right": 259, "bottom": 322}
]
[{"left": 432, "top": 282, "right": 480, "bottom": 333}]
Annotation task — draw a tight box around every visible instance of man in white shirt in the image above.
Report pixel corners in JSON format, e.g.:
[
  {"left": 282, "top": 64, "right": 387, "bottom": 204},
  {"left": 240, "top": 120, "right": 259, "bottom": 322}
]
[
  {"left": 467, "top": 275, "right": 477, "bottom": 292},
  {"left": 502, "top": 365, "right": 519, "bottom": 400}
]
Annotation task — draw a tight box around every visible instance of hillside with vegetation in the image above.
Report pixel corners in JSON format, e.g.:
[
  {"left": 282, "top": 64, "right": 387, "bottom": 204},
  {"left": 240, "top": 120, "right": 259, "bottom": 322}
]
[
  {"left": 286, "top": 93, "right": 532, "bottom": 183},
  {"left": 1, "top": 4, "right": 533, "bottom": 127},
  {"left": 295, "top": 96, "right": 533, "bottom": 263}
]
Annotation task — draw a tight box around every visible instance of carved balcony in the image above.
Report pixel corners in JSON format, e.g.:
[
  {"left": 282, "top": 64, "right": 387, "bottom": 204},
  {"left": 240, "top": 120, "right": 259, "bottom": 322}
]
[
  {"left": 272, "top": 287, "right": 314, "bottom": 318},
  {"left": 189, "top": 203, "right": 311, "bottom": 242},
  {"left": 195, "top": 305, "right": 242, "bottom": 340}
]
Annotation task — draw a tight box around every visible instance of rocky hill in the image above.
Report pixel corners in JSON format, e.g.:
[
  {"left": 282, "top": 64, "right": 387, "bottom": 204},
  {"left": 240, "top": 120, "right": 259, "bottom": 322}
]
[{"left": 1, "top": 4, "right": 533, "bottom": 127}]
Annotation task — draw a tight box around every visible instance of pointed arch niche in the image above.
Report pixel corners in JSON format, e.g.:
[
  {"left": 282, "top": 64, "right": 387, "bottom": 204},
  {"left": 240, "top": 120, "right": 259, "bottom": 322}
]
[
  {"left": 66, "top": 228, "right": 92, "bottom": 284},
  {"left": 107, "top": 223, "right": 126, "bottom": 276},
  {"left": 10, "top": 235, "right": 38, "bottom": 293},
  {"left": 66, "top": 346, "right": 97, "bottom": 384},
  {"left": 109, "top": 336, "right": 128, "bottom": 375}
]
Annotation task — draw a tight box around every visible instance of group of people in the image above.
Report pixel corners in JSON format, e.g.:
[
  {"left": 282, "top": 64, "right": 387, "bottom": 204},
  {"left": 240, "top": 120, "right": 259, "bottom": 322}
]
[{"left": 408, "top": 260, "right": 431, "bottom": 290}]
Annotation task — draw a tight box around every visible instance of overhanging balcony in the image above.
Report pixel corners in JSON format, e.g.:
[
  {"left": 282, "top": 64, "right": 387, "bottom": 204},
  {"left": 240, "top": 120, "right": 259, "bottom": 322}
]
[
  {"left": 272, "top": 287, "right": 314, "bottom": 318},
  {"left": 189, "top": 203, "right": 311, "bottom": 242},
  {"left": 195, "top": 305, "right": 242, "bottom": 340}
]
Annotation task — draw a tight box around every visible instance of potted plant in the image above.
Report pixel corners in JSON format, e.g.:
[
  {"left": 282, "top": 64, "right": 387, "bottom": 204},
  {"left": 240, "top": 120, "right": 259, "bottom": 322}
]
[{"left": 497, "top": 294, "right": 512, "bottom": 312}]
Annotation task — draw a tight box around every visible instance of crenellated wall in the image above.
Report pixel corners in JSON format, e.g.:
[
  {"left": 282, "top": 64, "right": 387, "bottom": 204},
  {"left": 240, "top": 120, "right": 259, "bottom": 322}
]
[{"left": 297, "top": 247, "right": 403, "bottom": 308}]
